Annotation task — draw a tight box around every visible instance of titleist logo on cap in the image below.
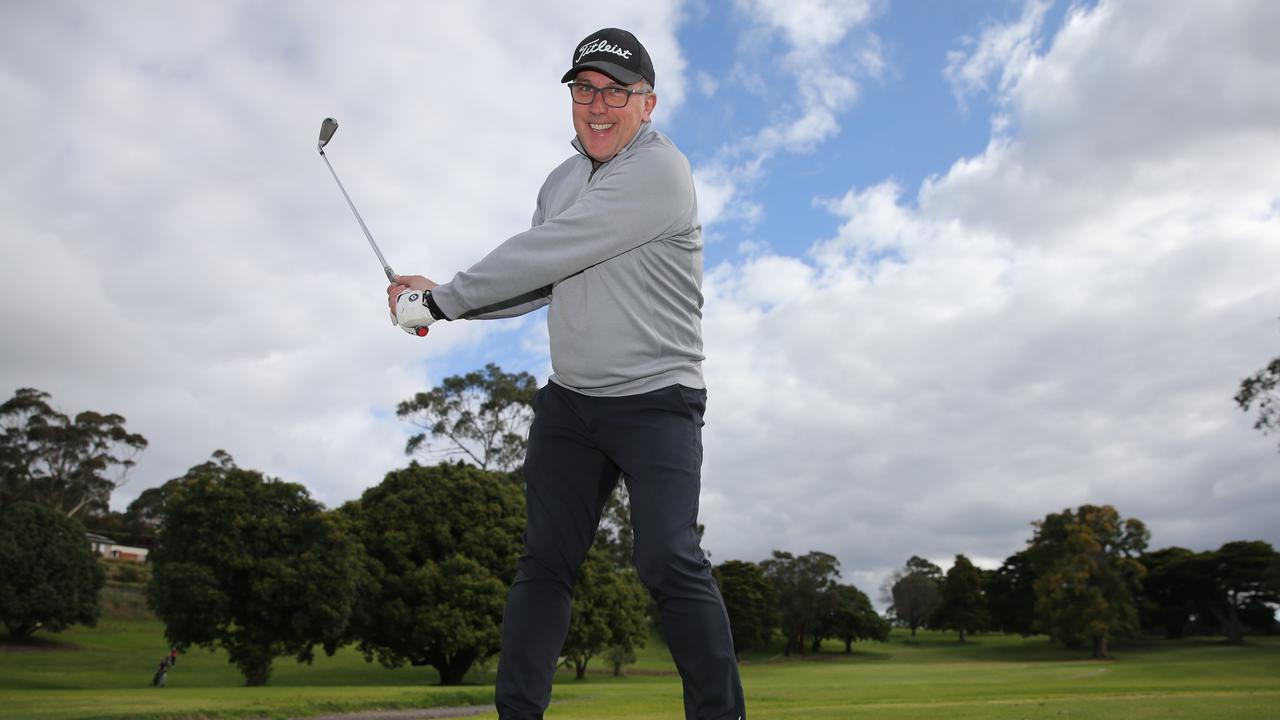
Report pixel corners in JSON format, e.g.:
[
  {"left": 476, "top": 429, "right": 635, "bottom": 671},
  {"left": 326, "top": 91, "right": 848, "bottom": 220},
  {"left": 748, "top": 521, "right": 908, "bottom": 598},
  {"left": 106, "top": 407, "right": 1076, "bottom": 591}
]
[{"left": 577, "top": 38, "right": 632, "bottom": 64}]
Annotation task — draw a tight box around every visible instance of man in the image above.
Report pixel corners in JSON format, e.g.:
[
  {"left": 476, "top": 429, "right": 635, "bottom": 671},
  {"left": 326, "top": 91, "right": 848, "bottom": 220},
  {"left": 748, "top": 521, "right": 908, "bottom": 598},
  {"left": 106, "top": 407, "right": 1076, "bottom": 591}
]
[{"left": 388, "top": 28, "right": 745, "bottom": 720}]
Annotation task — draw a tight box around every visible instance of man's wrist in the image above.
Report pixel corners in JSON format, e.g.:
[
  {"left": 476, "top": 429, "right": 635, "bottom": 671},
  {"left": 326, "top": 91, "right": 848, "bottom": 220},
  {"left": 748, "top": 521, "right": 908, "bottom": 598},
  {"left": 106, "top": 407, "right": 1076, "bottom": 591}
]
[{"left": 425, "top": 291, "right": 448, "bottom": 321}]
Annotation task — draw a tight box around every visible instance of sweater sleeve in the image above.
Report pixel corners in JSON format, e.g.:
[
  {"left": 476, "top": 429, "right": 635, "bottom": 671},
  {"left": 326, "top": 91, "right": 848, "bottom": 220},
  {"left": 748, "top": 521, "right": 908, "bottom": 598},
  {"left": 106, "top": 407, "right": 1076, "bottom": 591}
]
[
  {"left": 429, "top": 142, "right": 693, "bottom": 321},
  {"left": 457, "top": 189, "right": 553, "bottom": 320}
]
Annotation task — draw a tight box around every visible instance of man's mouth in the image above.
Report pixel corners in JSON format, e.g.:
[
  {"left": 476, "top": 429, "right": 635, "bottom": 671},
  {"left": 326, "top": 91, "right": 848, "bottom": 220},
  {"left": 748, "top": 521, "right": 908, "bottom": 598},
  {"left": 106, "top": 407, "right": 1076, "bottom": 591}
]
[{"left": 589, "top": 123, "right": 614, "bottom": 132}]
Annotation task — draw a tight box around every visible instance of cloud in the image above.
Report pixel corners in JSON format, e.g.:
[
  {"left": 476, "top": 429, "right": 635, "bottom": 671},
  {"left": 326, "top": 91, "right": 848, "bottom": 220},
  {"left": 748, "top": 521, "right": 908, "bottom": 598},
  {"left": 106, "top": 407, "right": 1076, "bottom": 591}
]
[
  {"left": 944, "top": 0, "right": 1052, "bottom": 113},
  {"left": 0, "top": 1, "right": 687, "bottom": 509},
  {"left": 2, "top": 0, "right": 1276, "bottom": 610},
  {"left": 694, "top": 0, "right": 884, "bottom": 229},
  {"left": 695, "top": 70, "right": 719, "bottom": 97},
  {"left": 697, "top": 0, "right": 1280, "bottom": 591}
]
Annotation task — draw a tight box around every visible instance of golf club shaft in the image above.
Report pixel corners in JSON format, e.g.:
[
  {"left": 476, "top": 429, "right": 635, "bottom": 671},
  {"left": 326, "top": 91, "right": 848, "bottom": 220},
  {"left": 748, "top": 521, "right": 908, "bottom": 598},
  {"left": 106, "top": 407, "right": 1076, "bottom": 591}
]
[{"left": 320, "top": 152, "right": 396, "bottom": 283}]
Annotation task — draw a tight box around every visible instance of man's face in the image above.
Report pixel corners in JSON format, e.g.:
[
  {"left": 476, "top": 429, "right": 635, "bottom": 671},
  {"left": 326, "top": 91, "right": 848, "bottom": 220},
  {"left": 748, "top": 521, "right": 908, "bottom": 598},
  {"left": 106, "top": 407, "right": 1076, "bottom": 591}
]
[{"left": 571, "top": 69, "right": 657, "bottom": 163}]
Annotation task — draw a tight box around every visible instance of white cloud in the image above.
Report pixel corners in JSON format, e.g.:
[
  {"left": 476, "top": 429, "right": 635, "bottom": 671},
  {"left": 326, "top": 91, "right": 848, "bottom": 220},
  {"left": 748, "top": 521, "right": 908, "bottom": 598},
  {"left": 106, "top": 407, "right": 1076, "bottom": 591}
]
[
  {"left": 944, "top": 0, "right": 1051, "bottom": 112},
  {"left": 698, "top": 0, "right": 1280, "bottom": 592},
  {"left": 694, "top": 0, "right": 884, "bottom": 228},
  {"left": 0, "top": 1, "right": 687, "bottom": 509},
  {"left": 2, "top": 0, "right": 1277, "bottom": 608},
  {"left": 739, "top": 0, "right": 874, "bottom": 48},
  {"left": 695, "top": 70, "right": 719, "bottom": 96}
]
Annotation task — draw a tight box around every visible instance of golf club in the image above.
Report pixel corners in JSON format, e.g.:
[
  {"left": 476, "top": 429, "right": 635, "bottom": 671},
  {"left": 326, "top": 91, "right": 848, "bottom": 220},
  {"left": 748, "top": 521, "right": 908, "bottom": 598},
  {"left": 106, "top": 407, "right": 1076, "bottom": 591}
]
[
  {"left": 317, "top": 117, "right": 428, "bottom": 336},
  {"left": 316, "top": 117, "right": 396, "bottom": 284}
]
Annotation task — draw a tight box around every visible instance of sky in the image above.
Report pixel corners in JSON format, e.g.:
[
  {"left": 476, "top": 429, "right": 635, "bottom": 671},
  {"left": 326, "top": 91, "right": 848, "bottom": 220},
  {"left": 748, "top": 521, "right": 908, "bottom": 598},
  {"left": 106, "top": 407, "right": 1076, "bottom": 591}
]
[{"left": 2, "top": 0, "right": 1278, "bottom": 600}]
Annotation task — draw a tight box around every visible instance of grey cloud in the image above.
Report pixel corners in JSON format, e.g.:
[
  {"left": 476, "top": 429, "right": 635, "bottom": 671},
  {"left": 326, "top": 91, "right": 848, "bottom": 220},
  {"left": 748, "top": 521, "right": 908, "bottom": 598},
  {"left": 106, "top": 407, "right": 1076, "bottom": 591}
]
[
  {"left": 0, "top": 1, "right": 686, "bottom": 509},
  {"left": 697, "top": 1, "right": 1280, "bottom": 596}
]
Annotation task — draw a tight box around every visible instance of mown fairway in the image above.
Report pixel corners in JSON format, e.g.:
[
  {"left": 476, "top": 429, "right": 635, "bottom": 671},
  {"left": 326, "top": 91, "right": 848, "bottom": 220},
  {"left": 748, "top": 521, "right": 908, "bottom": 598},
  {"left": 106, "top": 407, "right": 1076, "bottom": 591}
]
[{"left": 3, "top": 588, "right": 1278, "bottom": 719}]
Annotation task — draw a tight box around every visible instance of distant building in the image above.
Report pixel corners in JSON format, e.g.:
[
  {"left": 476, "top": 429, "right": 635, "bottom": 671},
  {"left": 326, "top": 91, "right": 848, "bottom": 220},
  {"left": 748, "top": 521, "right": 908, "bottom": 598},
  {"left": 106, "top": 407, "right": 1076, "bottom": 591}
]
[{"left": 86, "top": 532, "right": 150, "bottom": 562}]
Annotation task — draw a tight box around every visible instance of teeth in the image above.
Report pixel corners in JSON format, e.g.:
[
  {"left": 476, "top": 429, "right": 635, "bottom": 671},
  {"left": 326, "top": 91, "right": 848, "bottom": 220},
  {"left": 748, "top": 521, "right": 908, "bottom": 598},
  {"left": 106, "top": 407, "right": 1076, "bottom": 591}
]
[{"left": 589, "top": 123, "right": 613, "bottom": 131}]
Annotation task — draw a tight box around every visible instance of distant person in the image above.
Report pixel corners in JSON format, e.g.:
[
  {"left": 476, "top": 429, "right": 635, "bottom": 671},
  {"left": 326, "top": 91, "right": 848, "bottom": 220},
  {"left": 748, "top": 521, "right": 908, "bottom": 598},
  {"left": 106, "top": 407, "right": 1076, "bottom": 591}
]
[
  {"left": 152, "top": 661, "right": 167, "bottom": 688},
  {"left": 168, "top": 646, "right": 178, "bottom": 667}
]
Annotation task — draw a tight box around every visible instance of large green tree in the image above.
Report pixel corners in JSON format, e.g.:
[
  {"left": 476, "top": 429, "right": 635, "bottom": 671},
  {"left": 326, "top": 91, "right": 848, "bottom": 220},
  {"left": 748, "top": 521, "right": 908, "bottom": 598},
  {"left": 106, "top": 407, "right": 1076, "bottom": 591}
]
[
  {"left": 0, "top": 388, "right": 147, "bottom": 517},
  {"left": 1236, "top": 353, "right": 1280, "bottom": 450},
  {"left": 1028, "top": 504, "right": 1148, "bottom": 659},
  {"left": 124, "top": 450, "right": 235, "bottom": 535},
  {"left": 0, "top": 502, "right": 105, "bottom": 642},
  {"left": 886, "top": 556, "right": 943, "bottom": 637},
  {"left": 760, "top": 550, "right": 840, "bottom": 655},
  {"left": 934, "top": 554, "right": 988, "bottom": 643},
  {"left": 343, "top": 462, "right": 524, "bottom": 685},
  {"left": 396, "top": 364, "right": 536, "bottom": 471},
  {"left": 986, "top": 550, "right": 1037, "bottom": 635},
  {"left": 561, "top": 545, "right": 649, "bottom": 679},
  {"left": 813, "top": 583, "right": 888, "bottom": 653},
  {"left": 147, "top": 455, "right": 363, "bottom": 685},
  {"left": 713, "top": 559, "right": 776, "bottom": 657},
  {"left": 1208, "top": 540, "right": 1280, "bottom": 643},
  {"left": 1136, "top": 547, "right": 1207, "bottom": 639}
]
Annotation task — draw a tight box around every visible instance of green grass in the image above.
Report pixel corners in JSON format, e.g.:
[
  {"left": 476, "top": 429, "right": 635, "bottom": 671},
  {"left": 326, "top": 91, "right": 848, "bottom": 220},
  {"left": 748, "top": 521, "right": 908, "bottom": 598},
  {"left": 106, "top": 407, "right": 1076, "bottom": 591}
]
[{"left": 3, "top": 588, "right": 1278, "bottom": 719}]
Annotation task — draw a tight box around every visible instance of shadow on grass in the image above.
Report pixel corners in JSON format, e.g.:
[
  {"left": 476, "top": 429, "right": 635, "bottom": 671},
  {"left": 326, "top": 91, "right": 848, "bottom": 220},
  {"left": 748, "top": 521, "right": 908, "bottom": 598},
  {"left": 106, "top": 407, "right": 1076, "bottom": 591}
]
[{"left": 0, "top": 634, "right": 83, "bottom": 651}]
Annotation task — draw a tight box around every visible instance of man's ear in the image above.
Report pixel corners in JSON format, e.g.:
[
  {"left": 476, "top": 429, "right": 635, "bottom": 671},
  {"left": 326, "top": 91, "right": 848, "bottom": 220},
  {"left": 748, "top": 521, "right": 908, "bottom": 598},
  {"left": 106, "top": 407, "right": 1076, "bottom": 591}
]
[{"left": 643, "top": 92, "right": 657, "bottom": 122}]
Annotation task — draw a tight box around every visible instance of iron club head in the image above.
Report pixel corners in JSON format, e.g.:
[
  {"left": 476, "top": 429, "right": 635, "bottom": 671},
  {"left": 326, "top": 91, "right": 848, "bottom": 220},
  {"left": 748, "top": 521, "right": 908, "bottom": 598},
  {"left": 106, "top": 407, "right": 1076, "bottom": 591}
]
[{"left": 318, "top": 118, "right": 339, "bottom": 153}]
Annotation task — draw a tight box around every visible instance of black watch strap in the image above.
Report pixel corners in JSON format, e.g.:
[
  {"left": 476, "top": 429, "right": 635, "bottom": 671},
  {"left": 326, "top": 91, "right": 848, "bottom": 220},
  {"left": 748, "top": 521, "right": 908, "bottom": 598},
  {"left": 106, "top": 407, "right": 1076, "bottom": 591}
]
[{"left": 424, "top": 291, "right": 448, "bottom": 321}]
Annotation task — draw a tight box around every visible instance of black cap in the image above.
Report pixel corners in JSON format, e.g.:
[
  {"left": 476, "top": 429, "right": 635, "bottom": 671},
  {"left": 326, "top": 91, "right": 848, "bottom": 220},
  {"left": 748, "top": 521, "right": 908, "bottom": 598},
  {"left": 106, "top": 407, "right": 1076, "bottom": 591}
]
[{"left": 561, "top": 28, "right": 655, "bottom": 88}]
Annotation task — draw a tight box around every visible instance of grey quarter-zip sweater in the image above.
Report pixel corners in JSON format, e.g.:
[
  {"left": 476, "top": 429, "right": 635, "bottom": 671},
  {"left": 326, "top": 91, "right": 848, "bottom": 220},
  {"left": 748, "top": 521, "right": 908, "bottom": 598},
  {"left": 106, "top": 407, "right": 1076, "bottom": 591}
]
[{"left": 429, "top": 122, "right": 704, "bottom": 397}]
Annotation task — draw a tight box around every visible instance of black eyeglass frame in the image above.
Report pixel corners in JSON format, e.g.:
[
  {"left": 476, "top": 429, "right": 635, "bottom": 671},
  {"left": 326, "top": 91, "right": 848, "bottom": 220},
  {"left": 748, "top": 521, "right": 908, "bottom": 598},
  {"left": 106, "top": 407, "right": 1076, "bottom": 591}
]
[{"left": 567, "top": 82, "right": 652, "bottom": 108}]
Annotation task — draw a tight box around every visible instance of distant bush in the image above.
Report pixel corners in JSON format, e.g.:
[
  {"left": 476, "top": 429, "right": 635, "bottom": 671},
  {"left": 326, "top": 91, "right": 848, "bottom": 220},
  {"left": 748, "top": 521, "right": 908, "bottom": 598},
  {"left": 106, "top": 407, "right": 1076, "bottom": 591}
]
[
  {"left": 101, "top": 583, "right": 154, "bottom": 621},
  {"left": 101, "top": 558, "right": 150, "bottom": 585}
]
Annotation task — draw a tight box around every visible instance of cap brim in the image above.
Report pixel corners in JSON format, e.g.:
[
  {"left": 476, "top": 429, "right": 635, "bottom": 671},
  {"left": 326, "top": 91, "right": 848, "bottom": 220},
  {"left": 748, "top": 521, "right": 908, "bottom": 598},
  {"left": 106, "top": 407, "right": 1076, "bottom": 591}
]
[{"left": 561, "top": 61, "right": 644, "bottom": 86}]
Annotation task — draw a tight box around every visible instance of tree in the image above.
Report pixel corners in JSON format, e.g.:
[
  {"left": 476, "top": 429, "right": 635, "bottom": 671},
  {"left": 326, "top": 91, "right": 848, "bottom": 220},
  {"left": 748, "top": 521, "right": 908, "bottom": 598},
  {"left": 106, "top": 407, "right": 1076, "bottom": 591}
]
[
  {"left": 0, "top": 388, "right": 147, "bottom": 517},
  {"left": 1136, "top": 547, "right": 1207, "bottom": 639},
  {"left": 986, "top": 550, "right": 1037, "bottom": 635},
  {"left": 934, "top": 554, "right": 988, "bottom": 643},
  {"left": 396, "top": 364, "right": 536, "bottom": 471},
  {"left": 343, "top": 462, "right": 525, "bottom": 685},
  {"left": 814, "top": 583, "right": 888, "bottom": 653},
  {"left": 585, "top": 483, "right": 655, "bottom": 676},
  {"left": 713, "top": 559, "right": 776, "bottom": 657},
  {"left": 1208, "top": 540, "right": 1280, "bottom": 643},
  {"left": 760, "top": 550, "right": 840, "bottom": 655},
  {"left": 0, "top": 502, "right": 105, "bottom": 642},
  {"left": 1236, "top": 353, "right": 1280, "bottom": 450},
  {"left": 594, "top": 483, "right": 634, "bottom": 570},
  {"left": 147, "top": 455, "right": 363, "bottom": 685},
  {"left": 561, "top": 545, "right": 649, "bottom": 679},
  {"left": 124, "top": 449, "right": 235, "bottom": 534},
  {"left": 886, "top": 556, "right": 943, "bottom": 637},
  {"left": 1028, "top": 504, "right": 1148, "bottom": 659}
]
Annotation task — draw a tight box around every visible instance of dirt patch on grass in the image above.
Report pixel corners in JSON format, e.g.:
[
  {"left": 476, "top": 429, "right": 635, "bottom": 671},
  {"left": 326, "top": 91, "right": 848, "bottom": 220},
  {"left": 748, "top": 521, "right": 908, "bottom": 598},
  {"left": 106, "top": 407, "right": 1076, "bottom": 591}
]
[{"left": 296, "top": 706, "right": 492, "bottom": 719}]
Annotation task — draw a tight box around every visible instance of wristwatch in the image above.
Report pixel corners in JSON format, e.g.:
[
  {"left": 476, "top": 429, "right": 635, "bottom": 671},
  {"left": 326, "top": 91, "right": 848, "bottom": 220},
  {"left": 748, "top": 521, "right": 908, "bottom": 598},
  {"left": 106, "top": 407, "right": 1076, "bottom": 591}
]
[{"left": 424, "top": 291, "right": 447, "bottom": 321}]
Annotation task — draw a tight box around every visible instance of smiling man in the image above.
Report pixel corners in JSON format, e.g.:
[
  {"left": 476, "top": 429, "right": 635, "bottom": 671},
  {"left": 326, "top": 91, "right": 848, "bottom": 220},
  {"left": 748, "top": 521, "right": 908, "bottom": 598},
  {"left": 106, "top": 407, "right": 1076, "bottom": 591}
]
[{"left": 387, "top": 28, "right": 745, "bottom": 720}]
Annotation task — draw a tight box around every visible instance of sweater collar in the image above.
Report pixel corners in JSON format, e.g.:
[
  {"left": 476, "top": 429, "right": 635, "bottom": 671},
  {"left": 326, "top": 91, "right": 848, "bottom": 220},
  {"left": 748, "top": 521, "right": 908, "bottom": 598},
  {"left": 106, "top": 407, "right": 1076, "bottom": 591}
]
[{"left": 570, "top": 121, "right": 654, "bottom": 166}]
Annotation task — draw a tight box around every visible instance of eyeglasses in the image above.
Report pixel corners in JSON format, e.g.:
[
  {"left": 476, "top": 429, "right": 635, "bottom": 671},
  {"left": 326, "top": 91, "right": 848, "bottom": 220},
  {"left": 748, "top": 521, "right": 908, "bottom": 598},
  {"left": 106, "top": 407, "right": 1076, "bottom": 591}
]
[{"left": 567, "top": 82, "right": 651, "bottom": 108}]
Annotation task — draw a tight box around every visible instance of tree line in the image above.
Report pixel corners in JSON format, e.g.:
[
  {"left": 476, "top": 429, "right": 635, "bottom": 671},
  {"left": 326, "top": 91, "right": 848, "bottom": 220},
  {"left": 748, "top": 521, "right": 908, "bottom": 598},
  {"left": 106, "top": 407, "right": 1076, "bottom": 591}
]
[
  {"left": 2, "top": 347, "right": 1277, "bottom": 680},
  {"left": 882, "top": 505, "right": 1280, "bottom": 659}
]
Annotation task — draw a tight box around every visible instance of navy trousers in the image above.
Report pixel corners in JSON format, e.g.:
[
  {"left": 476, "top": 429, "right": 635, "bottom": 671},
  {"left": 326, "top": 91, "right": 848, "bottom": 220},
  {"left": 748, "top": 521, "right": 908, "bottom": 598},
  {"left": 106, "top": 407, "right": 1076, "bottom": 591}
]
[{"left": 495, "top": 382, "right": 745, "bottom": 720}]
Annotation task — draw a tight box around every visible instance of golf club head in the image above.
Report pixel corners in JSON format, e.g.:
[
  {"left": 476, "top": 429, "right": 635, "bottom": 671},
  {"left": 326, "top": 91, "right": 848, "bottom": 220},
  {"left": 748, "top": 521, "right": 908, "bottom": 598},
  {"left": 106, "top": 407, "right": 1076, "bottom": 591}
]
[{"left": 318, "top": 117, "right": 339, "bottom": 153}]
